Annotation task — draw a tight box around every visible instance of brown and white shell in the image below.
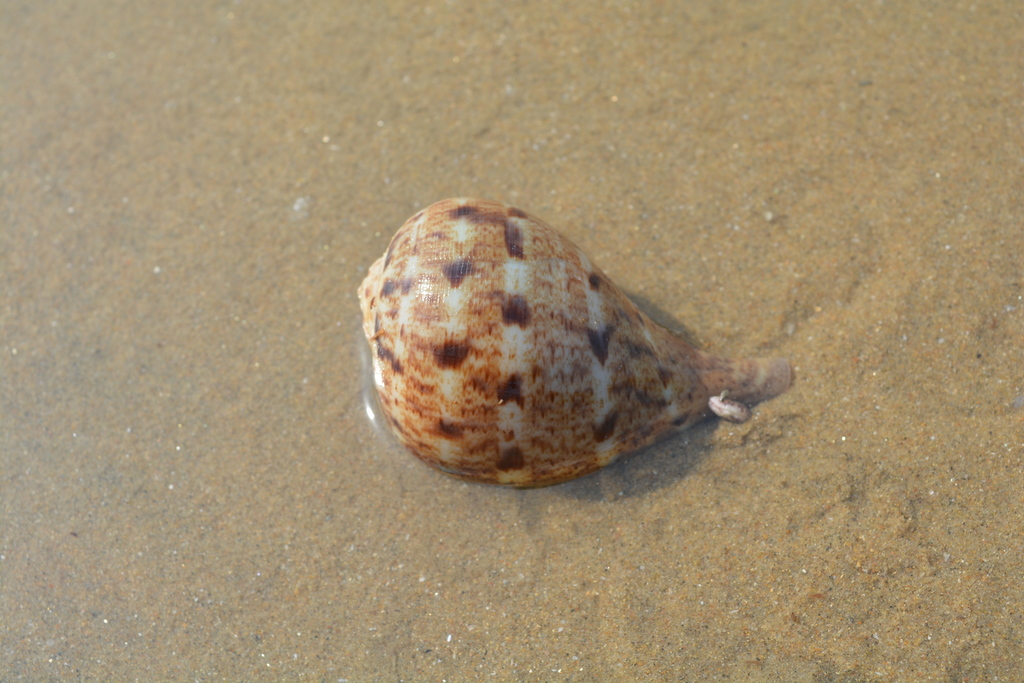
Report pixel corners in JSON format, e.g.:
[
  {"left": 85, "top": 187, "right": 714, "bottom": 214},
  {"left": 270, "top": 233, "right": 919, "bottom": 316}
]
[{"left": 358, "top": 198, "right": 791, "bottom": 487}]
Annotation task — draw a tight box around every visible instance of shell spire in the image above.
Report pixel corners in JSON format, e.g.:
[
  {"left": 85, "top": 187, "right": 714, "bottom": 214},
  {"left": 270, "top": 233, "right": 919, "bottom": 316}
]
[{"left": 358, "top": 198, "right": 792, "bottom": 487}]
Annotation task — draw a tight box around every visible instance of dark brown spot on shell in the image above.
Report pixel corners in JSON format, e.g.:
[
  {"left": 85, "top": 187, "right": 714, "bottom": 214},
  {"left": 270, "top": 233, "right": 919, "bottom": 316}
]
[
  {"left": 376, "top": 342, "right": 402, "bottom": 374},
  {"left": 380, "top": 279, "right": 397, "bottom": 297},
  {"left": 450, "top": 204, "right": 478, "bottom": 219},
  {"left": 588, "top": 273, "right": 602, "bottom": 290},
  {"left": 436, "top": 419, "right": 463, "bottom": 438},
  {"left": 623, "top": 339, "right": 655, "bottom": 359},
  {"left": 658, "top": 365, "right": 673, "bottom": 387},
  {"left": 464, "top": 207, "right": 509, "bottom": 225},
  {"left": 586, "top": 324, "right": 615, "bottom": 365},
  {"left": 466, "top": 375, "right": 490, "bottom": 395},
  {"left": 433, "top": 340, "right": 470, "bottom": 368},
  {"left": 507, "top": 206, "right": 527, "bottom": 218},
  {"left": 497, "top": 446, "right": 525, "bottom": 471},
  {"left": 400, "top": 277, "right": 414, "bottom": 294},
  {"left": 504, "top": 220, "right": 525, "bottom": 259},
  {"left": 501, "top": 294, "right": 531, "bottom": 327},
  {"left": 633, "top": 423, "right": 654, "bottom": 444},
  {"left": 593, "top": 411, "right": 619, "bottom": 442},
  {"left": 629, "top": 387, "right": 666, "bottom": 409},
  {"left": 442, "top": 258, "right": 475, "bottom": 288},
  {"left": 498, "top": 374, "right": 524, "bottom": 406},
  {"left": 428, "top": 231, "right": 448, "bottom": 240},
  {"left": 410, "top": 377, "right": 435, "bottom": 395}
]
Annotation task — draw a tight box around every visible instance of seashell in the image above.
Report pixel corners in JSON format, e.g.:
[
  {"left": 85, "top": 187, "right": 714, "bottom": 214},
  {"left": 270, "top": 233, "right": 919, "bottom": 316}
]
[{"left": 358, "top": 198, "right": 792, "bottom": 487}]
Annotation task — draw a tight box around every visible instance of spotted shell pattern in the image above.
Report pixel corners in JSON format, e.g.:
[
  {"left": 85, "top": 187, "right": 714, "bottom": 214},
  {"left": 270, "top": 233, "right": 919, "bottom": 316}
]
[{"left": 359, "top": 198, "right": 791, "bottom": 487}]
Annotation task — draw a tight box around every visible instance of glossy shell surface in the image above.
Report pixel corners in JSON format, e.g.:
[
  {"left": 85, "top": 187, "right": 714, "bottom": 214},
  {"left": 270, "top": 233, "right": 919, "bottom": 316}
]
[{"left": 358, "top": 198, "right": 791, "bottom": 486}]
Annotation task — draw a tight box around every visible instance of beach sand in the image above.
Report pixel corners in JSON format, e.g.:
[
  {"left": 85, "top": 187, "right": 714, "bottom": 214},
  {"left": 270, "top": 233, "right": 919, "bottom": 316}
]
[{"left": 2, "top": 1, "right": 1022, "bottom": 679}]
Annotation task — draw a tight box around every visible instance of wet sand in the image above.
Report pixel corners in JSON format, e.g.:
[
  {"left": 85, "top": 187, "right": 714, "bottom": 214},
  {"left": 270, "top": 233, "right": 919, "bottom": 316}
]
[{"left": 2, "top": 1, "right": 1022, "bottom": 680}]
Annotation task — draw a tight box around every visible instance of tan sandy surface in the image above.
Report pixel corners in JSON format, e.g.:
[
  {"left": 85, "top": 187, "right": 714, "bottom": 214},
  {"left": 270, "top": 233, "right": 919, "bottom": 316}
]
[{"left": 2, "top": 1, "right": 1023, "bottom": 680}]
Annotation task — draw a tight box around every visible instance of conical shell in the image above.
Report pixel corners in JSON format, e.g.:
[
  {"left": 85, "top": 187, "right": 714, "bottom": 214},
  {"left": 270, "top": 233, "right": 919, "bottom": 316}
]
[{"left": 358, "top": 198, "right": 791, "bottom": 487}]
